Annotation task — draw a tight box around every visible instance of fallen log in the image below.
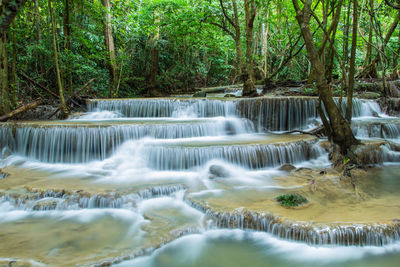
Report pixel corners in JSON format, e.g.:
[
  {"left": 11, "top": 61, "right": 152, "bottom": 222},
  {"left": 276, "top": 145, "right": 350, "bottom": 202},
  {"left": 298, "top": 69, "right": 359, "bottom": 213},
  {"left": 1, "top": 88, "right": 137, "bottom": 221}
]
[{"left": 0, "top": 98, "right": 43, "bottom": 122}]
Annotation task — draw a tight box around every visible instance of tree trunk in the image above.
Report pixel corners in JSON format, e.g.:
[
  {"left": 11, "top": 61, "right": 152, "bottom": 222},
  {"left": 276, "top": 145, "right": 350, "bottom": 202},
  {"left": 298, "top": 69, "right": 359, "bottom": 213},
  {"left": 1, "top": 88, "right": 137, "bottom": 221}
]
[
  {"left": 0, "top": 0, "right": 28, "bottom": 115},
  {"left": 10, "top": 28, "right": 17, "bottom": 106},
  {"left": 49, "top": 0, "right": 68, "bottom": 118},
  {"left": 325, "top": 0, "right": 338, "bottom": 82},
  {"left": 0, "top": 31, "right": 10, "bottom": 115},
  {"left": 232, "top": 0, "right": 243, "bottom": 81},
  {"left": 343, "top": 0, "right": 351, "bottom": 66},
  {"left": 64, "top": 0, "right": 73, "bottom": 95},
  {"left": 0, "top": 0, "right": 28, "bottom": 39},
  {"left": 346, "top": 0, "right": 358, "bottom": 122},
  {"left": 292, "top": 0, "right": 359, "bottom": 154},
  {"left": 362, "top": 0, "right": 373, "bottom": 69},
  {"left": 242, "top": 0, "right": 257, "bottom": 97},
  {"left": 101, "top": 0, "right": 118, "bottom": 98},
  {"left": 148, "top": 16, "right": 162, "bottom": 97},
  {"left": 34, "top": 0, "right": 44, "bottom": 76},
  {"left": 359, "top": 10, "right": 400, "bottom": 78}
]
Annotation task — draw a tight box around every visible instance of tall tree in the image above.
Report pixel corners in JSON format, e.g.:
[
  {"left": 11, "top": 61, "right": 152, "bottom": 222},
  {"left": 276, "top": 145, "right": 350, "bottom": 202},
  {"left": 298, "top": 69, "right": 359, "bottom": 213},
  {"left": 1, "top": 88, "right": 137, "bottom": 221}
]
[
  {"left": 148, "top": 14, "right": 161, "bottom": 96},
  {"left": 0, "top": 0, "right": 28, "bottom": 115},
  {"left": 214, "top": 0, "right": 244, "bottom": 82},
  {"left": 101, "top": 0, "right": 118, "bottom": 98},
  {"left": 292, "top": 0, "right": 359, "bottom": 154},
  {"left": 346, "top": 0, "right": 358, "bottom": 121},
  {"left": 64, "top": 0, "right": 73, "bottom": 95},
  {"left": 49, "top": 0, "right": 68, "bottom": 118},
  {"left": 242, "top": 0, "right": 257, "bottom": 96}
]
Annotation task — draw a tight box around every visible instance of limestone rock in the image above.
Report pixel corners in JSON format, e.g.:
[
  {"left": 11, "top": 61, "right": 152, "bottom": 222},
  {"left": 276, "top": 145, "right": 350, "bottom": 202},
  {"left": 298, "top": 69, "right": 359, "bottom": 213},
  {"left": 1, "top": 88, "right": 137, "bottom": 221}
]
[
  {"left": 224, "top": 94, "right": 236, "bottom": 98},
  {"left": 278, "top": 164, "right": 296, "bottom": 172},
  {"left": 209, "top": 165, "right": 230, "bottom": 179},
  {"left": 0, "top": 169, "right": 9, "bottom": 179}
]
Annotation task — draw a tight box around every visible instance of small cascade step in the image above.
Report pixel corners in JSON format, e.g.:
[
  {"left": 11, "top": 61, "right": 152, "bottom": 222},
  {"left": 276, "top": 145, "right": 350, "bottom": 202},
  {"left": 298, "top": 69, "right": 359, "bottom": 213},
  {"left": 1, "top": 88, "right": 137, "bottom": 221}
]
[
  {"left": 188, "top": 199, "right": 400, "bottom": 246},
  {"left": 142, "top": 136, "right": 323, "bottom": 170},
  {"left": 0, "top": 185, "right": 186, "bottom": 210},
  {"left": 0, "top": 118, "right": 254, "bottom": 163},
  {"left": 88, "top": 97, "right": 384, "bottom": 131},
  {"left": 88, "top": 98, "right": 238, "bottom": 118},
  {"left": 352, "top": 118, "right": 400, "bottom": 139}
]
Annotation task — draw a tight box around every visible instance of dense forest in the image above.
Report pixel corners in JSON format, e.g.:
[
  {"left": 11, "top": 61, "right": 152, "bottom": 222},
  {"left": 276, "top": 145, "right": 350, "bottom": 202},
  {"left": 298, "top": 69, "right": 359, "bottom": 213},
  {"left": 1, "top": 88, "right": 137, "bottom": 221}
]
[{"left": 0, "top": 0, "right": 399, "bottom": 135}]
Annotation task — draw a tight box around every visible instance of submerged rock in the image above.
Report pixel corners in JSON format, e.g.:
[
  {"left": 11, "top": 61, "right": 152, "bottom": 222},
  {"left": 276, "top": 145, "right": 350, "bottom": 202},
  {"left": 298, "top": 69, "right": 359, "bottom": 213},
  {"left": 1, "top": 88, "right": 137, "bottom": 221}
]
[
  {"left": 0, "top": 169, "right": 9, "bottom": 179},
  {"left": 278, "top": 164, "right": 296, "bottom": 172},
  {"left": 209, "top": 165, "right": 230, "bottom": 179}
]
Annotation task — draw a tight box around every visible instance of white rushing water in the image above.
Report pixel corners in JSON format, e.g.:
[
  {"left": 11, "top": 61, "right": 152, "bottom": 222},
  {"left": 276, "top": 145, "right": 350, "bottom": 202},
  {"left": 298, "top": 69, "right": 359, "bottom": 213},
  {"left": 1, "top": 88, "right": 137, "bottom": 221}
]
[
  {"left": 0, "top": 97, "right": 400, "bottom": 266},
  {"left": 115, "top": 229, "right": 400, "bottom": 267}
]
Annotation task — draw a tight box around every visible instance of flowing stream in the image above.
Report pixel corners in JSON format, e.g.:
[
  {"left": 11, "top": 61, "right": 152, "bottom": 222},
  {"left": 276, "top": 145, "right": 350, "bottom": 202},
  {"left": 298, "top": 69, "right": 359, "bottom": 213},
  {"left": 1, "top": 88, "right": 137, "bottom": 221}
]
[{"left": 0, "top": 96, "right": 400, "bottom": 266}]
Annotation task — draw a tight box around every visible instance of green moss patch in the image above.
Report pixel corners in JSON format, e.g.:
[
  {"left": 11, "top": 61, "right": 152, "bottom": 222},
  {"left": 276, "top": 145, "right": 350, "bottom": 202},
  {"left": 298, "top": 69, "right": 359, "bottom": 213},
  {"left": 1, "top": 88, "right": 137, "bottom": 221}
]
[{"left": 276, "top": 194, "right": 308, "bottom": 207}]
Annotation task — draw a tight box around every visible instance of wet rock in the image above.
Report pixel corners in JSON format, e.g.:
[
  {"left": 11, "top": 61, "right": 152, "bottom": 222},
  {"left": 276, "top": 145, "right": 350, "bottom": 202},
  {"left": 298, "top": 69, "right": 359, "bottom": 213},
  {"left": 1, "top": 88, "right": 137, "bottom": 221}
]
[
  {"left": 224, "top": 94, "right": 236, "bottom": 98},
  {"left": 0, "top": 147, "right": 12, "bottom": 159},
  {"left": 0, "top": 169, "right": 9, "bottom": 179},
  {"left": 278, "top": 164, "right": 296, "bottom": 172},
  {"left": 32, "top": 200, "right": 58, "bottom": 210},
  {"left": 192, "top": 91, "right": 207, "bottom": 97},
  {"left": 209, "top": 165, "right": 230, "bottom": 179},
  {"left": 358, "top": 92, "right": 381, "bottom": 99},
  {"left": 224, "top": 121, "right": 237, "bottom": 135}
]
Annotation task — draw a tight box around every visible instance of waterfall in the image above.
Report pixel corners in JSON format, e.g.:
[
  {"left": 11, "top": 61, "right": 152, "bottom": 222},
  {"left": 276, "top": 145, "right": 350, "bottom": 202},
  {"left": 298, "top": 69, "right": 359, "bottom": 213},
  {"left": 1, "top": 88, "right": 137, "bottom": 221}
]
[
  {"left": 144, "top": 141, "right": 321, "bottom": 170},
  {"left": 187, "top": 199, "right": 400, "bottom": 246},
  {"left": 237, "top": 98, "right": 319, "bottom": 131},
  {"left": 88, "top": 99, "right": 238, "bottom": 118},
  {"left": 0, "top": 118, "right": 254, "bottom": 163}
]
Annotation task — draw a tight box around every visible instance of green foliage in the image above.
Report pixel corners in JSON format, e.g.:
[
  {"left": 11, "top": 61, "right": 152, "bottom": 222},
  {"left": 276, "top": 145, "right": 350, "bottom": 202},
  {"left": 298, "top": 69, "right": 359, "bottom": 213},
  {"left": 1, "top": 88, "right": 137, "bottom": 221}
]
[
  {"left": 276, "top": 194, "right": 308, "bottom": 207},
  {"left": 5, "top": 0, "right": 400, "bottom": 101}
]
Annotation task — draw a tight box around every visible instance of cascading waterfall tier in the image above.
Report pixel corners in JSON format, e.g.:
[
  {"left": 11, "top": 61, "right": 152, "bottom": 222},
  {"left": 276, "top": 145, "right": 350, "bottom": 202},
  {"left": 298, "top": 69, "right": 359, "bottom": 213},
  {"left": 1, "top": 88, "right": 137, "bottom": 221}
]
[
  {"left": 0, "top": 118, "right": 254, "bottom": 163},
  {"left": 351, "top": 119, "right": 400, "bottom": 139},
  {"left": 0, "top": 185, "right": 186, "bottom": 211},
  {"left": 187, "top": 199, "right": 400, "bottom": 247},
  {"left": 88, "top": 98, "right": 238, "bottom": 118},
  {"left": 1, "top": 94, "right": 400, "bottom": 266},
  {"left": 88, "top": 97, "right": 383, "bottom": 131},
  {"left": 144, "top": 141, "right": 323, "bottom": 170}
]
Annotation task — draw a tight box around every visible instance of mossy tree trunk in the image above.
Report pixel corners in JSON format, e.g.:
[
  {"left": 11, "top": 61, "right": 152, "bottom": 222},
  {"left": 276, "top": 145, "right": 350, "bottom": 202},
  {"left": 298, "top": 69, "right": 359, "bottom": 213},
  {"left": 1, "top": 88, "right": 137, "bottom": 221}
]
[
  {"left": 148, "top": 15, "right": 162, "bottom": 97},
  {"left": 0, "top": 31, "right": 10, "bottom": 115},
  {"left": 102, "top": 0, "right": 118, "bottom": 98},
  {"left": 49, "top": 0, "right": 68, "bottom": 118},
  {"left": 242, "top": 0, "right": 257, "bottom": 97},
  {"left": 346, "top": 0, "right": 358, "bottom": 122},
  {"left": 0, "top": 0, "right": 28, "bottom": 115},
  {"left": 292, "top": 0, "right": 359, "bottom": 154}
]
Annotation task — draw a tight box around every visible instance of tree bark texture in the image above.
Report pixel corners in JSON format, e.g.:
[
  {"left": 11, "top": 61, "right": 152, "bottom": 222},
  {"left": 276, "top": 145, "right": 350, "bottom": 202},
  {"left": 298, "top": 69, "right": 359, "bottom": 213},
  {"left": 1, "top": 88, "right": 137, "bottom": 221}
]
[
  {"left": 242, "top": 0, "right": 257, "bottom": 97},
  {"left": 292, "top": 0, "right": 359, "bottom": 154},
  {"left": 346, "top": 0, "right": 358, "bottom": 122},
  {"left": 101, "top": 0, "right": 118, "bottom": 98},
  {"left": 0, "top": 31, "right": 10, "bottom": 115},
  {"left": 49, "top": 0, "right": 68, "bottom": 118},
  {"left": 148, "top": 16, "right": 162, "bottom": 97}
]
